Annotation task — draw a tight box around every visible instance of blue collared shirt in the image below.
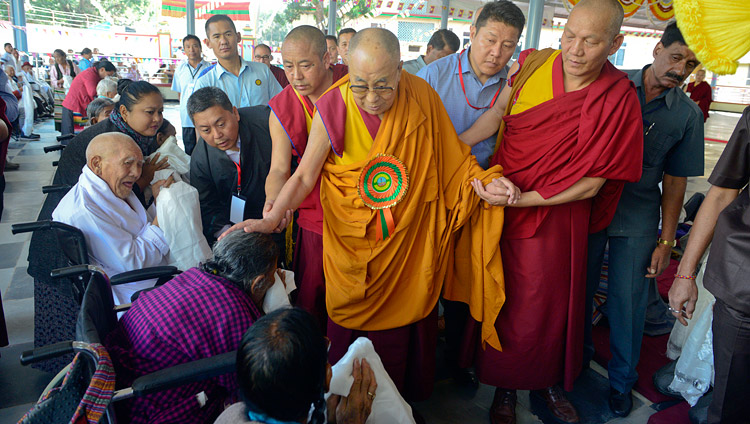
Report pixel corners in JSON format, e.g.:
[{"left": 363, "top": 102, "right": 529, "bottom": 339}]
[
  {"left": 187, "top": 59, "right": 282, "bottom": 128},
  {"left": 172, "top": 59, "right": 210, "bottom": 127},
  {"left": 605, "top": 65, "right": 704, "bottom": 236},
  {"left": 417, "top": 48, "right": 508, "bottom": 169}
]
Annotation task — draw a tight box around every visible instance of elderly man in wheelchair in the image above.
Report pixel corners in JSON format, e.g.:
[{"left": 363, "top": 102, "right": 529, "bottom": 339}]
[{"left": 51, "top": 131, "right": 174, "bottom": 305}]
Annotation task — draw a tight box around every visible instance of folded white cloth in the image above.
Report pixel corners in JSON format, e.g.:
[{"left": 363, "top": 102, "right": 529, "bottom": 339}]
[
  {"left": 155, "top": 181, "right": 212, "bottom": 270},
  {"left": 148, "top": 135, "right": 191, "bottom": 177},
  {"left": 262, "top": 270, "right": 296, "bottom": 314},
  {"left": 329, "top": 337, "right": 415, "bottom": 424}
]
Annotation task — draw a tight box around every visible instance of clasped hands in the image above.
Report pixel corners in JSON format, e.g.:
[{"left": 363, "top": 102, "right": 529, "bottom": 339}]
[{"left": 471, "top": 176, "right": 521, "bottom": 206}]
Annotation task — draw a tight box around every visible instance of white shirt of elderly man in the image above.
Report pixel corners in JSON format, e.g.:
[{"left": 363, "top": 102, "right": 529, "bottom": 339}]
[{"left": 53, "top": 132, "right": 172, "bottom": 305}]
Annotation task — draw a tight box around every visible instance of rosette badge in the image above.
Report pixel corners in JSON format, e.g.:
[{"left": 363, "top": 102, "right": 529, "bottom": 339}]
[{"left": 357, "top": 154, "right": 410, "bottom": 240}]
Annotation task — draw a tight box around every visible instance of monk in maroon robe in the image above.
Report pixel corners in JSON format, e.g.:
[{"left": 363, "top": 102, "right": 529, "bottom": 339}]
[
  {"left": 686, "top": 69, "right": 712, "bottom": 121},
  {"left": 462, "top": 1, "right": 643, "bottom": 422}
]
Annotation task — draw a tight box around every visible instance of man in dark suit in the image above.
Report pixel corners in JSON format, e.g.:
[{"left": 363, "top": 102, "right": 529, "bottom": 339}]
[{"left": 188, "top": 86, "right": 283, "bottom": 246}]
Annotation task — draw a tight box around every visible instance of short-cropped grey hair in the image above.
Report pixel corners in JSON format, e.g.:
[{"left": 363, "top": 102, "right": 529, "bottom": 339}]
[
  {"left": 201, "top": 231, "right": 278, "bottom": 295},
  {"left": 86, "top": 97, "right": 115, "bottom": 121},
  {"left": 96, "top": 77, "right": 118, "bottom": 98}
]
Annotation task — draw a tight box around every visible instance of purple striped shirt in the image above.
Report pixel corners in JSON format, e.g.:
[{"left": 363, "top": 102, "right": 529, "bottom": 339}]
[{"left": 104, "top": 267, "right": 262, "bottom": 424}]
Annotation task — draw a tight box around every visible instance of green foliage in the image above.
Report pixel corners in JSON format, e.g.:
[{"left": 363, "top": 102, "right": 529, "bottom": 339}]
[
  {"left": 264, "top": 0, "right": 374, "bottom": 45},
  {"left": 28, "top": 0, "right": 153, "bottom": 25}
]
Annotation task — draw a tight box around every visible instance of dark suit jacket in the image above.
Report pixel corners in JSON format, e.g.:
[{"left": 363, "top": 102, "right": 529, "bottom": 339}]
[{"left": 190, "top": 106, "right": 276, "bottom": 244}]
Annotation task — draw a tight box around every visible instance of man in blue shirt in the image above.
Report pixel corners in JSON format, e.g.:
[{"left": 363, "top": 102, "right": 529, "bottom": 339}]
[
  {"left": 172, "top": 34, "right": 209, "bottom": 155},
  {"left": 417, "top": 0, "right": 525, "bottom": 393},
  {"left": 402, "top": 29, "right": 460, "bottom": 75},
  {"left": 584, "top": 22, "right": 704, "bottom": 417},
  {"left": 190, "top": 15, "right": 281, "bottom": 128},
  {"left": 418, "top": 1, "right": 523, "bottom": 170},
  {"left": 78, "top": 48, "right": 93, "bottom": 71}
]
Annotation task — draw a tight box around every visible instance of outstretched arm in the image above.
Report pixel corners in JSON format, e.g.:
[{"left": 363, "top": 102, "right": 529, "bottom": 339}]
[
  {"left": 264, "top": 112, "right": 294, "bottom": 215},
  {"left": 221, "top": 112, "right": 330, "bottom": 237}
]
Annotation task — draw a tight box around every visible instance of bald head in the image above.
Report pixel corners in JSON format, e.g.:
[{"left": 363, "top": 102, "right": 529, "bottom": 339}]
[
  {"left": 284, "top": 25, "right": 327, "bottom": 60},
  {"left": 86, "top": 132, "right": 144, "bottom": 199},
  {"left": 349, "top": 28, "right": 401, "bottom": 67},
  {"left": 570, "top": 0, "right": 624, "bottom": 40}
]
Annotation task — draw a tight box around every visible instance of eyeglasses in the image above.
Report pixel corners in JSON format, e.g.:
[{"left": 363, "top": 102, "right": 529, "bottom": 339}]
[
  {"left": 349, "top": 85, "right": 395, "bottom": 97},
  {"left": 254, "top": 55, "right": 271, "bottom": 61}
]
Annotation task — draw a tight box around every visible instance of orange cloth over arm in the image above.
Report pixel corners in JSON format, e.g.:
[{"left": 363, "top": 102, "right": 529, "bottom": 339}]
[{"left": 316, "top": 72, "right": 506, "bottom": 350}]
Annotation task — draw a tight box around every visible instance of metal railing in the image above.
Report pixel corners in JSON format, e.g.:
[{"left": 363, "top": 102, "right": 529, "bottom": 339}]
[
  {"left": 0, "top": 1, "right": 107, "bottom": 29},
  {"left": 713, "top": 85, "right": 750, "bottom": 105}
]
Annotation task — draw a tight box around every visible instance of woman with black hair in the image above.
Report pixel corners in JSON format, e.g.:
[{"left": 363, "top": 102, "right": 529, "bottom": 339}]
[
  {"left": 215, "top": 308, "right": 376, "bottom": 424},
  {"left": 61, "top": 60, "right": 117, "bottom": 134},
  {"left": 49, "top": 49, "right": 79, "bottom": 132},
  {"left": 26, "top": 80, "right": 171, "bottom": 373}
]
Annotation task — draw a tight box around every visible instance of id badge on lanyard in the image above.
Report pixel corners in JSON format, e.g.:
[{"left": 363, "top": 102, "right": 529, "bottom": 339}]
[{"left": 230, "top": 160, "right": 246, "bottom": 224}]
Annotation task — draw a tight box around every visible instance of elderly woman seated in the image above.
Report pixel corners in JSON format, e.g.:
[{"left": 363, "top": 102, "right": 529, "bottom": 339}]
[
  {"left": 105, "top": 230, "right": 280, "bottom": 424},
  {"left": 215, "top": 308, "right": 376, "bottom": 424}
]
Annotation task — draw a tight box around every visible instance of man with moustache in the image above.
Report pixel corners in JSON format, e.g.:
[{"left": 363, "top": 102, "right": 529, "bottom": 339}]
[
  {"left": 584, "top": 22, "right": 704, "bottom": 417},
  {"left": 266, "top": 26, "right": 348, "bottom": 330}
]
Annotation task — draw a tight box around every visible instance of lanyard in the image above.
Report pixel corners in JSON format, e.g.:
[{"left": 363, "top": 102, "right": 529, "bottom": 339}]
[
  {"left": 233, "top": 159, "right": 241, "bottom": 194},
  {"left": 189, "top": 62, "right": 203, "bottom": 80},
  {"left": 457, "top": 54, "right": 503, "bottom": 110}
]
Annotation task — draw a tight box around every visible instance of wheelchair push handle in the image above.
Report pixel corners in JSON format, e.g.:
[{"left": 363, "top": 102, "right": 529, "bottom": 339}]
[
  {"left": 43, "top": 145, "right": 65, "bottom": 153},
  {"left": 11, "top": 220, "right": 52, "bottom": 234}
]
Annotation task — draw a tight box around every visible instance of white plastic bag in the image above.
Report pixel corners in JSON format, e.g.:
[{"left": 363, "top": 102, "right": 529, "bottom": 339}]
[
  {"left": 667, "top": 252, "right": 715, "bottom": 359},
  {"left": 21, "top": 81, "right": 34, "bottom": 136},
  {"left": 329, "top": 337, "right": 415, "bottom": 424},
  {"left": 62, "top": 75, "right": 73, "bottom": 95},
  {"left": 148, "top": 135, "right": 191, "bottom": 177},
  {"left": 155, "top": 181, "right": 212, "bottom": 270},
  {"left": 668, "top": 301, "right": 715, "bottom": 406},
  {"left": 262, "top": 270, "right": 296, "bottom": 313}
]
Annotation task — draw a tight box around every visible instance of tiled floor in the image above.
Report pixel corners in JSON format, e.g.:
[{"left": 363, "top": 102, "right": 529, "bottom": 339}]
[{"left": 0, "top": 108, "right": 742, "bottom": 423}]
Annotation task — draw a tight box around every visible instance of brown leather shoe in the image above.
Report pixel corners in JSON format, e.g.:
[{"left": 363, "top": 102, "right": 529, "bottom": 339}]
[
  {"left": 489, "top": 388, "right": 516, "bottom": 424},
  {"left": 532, "top": 385, "right": 579, "bottom": 423}
]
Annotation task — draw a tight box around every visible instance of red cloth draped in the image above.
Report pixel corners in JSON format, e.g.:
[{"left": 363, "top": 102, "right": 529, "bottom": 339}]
[{"left": 687, "top": 81, "right": 712, "bottom": 122}]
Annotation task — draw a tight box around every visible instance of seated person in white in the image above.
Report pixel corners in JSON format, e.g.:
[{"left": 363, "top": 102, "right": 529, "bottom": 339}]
[{"left": 53, "top": 132, "right": 173, "bottom": 304}]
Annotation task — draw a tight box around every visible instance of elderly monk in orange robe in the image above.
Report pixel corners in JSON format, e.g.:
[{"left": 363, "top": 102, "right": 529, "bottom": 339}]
[
  {"left": 461, "top": 0, "right": 644, "bottom": 422},
  {"left": 224, "top": 27, "right": 517, "bottom": 401},
  {"left": 266, "top": 25, "right": 348, "bottom": 331}
]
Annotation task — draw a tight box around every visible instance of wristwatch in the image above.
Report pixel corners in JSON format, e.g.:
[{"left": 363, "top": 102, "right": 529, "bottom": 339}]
[{"left": 657, "top": 238, "right": 676, "bottom": 247}]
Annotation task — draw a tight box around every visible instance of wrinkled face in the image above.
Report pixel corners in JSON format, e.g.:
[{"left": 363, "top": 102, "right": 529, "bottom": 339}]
[
  {"left": 120, "top": 92, "right": 164, "bottom": 137},
  {"left": 282, "top": 40, "right": 330, "bottom": 99},
  {"left": 338, "top": 32, "right": 355, "bottom": 65},
  {"left": 560, "top": 8, "right": 623, "bottom": 81},
  {"left": 348, "top": 50, "right": 401, "bottom": 116},
  {"left": 192, "top": 105, "right": 240, "bottom": 151},
  {"left": 95, "top": 105, "right": 114, "bottom": 124},
  {"left": 183, "top": 38, "right": 202, "bottom": 61},
  {"left": 253, "top": 46, "right": 272, "bottom": 66},
  {"left": 326, "top": 39, "right": 339, "bottom": 65},
  {"left": 469, "top": 20, "right": 519, "bottom": 80},
  {"left": 5, "top": 66, "right": 14, "bottom": 77},
  {"left": 22, "top": 65, "right": 32, "bottom": 73},
  {"left": 651, "top": 41, "right": 699, "bottom": 88},
  {"left": 96, "top": 144, "right": 144, "bottom": 200},
  {"left": 695, "top": 69, "right": 705, "bottom": 83},
  {"left": 424, "top": 43, "right": 456, "bottom": 64},
  {"left": 206, "top": 20, "right": 241, "bottom": 61}
]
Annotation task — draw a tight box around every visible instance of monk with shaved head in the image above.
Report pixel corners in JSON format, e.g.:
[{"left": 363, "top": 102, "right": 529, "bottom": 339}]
[
  {"left": 227, "top": 27, "right": 517, "bottom": 403},
  {"left": 461, "top": 0, "right": 643, "bottom": 422},
  {"left": 53, "top": 132, "right": 173, "bottom": 304},
  {"left": 266, "top": 25, "right": 348, "bottom": 330}
]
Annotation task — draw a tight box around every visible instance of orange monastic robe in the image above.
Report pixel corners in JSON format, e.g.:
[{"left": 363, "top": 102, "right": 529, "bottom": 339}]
[{"left": 315, "top": 70, "right": 506, "bottom": 351}]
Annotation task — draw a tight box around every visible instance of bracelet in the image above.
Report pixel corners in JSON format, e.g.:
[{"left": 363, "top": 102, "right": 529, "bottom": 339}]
[
  {"left": 657, "top": 238, "right": 676, "bottom": 247},
  {"left": 674, "top": 274, "right": 696, "bottom": 280}
]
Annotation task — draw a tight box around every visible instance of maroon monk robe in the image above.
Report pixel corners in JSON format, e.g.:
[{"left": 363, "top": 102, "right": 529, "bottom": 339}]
[
  {"left": 687, "top": 81, "right": 712, "bottom": 122},
  {"left": 268, "top": 64, "right": 348, "bottom": 331},
  {"left": 476, "top": 51, "right": 643, "bottom": 392}
]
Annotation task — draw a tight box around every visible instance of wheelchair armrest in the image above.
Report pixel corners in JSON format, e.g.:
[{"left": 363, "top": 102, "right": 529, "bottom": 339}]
[
  {"left": 56, "top": 134, "right": 74, "bottom": 143},
  {"left": 11, "top": 220, "right": 52, "bottom": 234},
  {"left": 110, "top": 266, "right": 179, "bottom": 286},
  {"left": 50, "top": 264, "right": 92, "bottom": 281},
  {"left": 42, "top": 184, "right": 71, "bottom": 194},
  {"left": 44, "top": 144, "right": 65, "bottom": 153},
  {"left": 131, "top": 351, "right": 236, "bottom": 397},
  {"left": 20, "top": 341, "right": 73, "bottom": 366}
]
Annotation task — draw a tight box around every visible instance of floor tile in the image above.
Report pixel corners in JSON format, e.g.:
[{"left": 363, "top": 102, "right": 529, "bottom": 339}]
[
  {"left": 0, "top": 243, "right": 24, "bottom": 269},
  {"left": 2, "top": 298, "right": 34, "bottom": 345},
  {"left": 5, "top": 268, "right": 32, "bottom": 300}
]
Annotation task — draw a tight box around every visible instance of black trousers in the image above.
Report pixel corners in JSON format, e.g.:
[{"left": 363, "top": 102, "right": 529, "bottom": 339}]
[
  {"left": 709, "top": 298, "right": 750, "bottom": 424},
  {"left": 182, "top": 127, "right": 197, "bottom": 156},
  {"left": 61, "top": 106, "right": 75, "bottom": 135}
]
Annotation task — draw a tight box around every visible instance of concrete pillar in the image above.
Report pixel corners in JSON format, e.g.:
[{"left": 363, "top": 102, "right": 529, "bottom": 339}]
[
  {"left": 328, "top": 0, "right": 337, "bottom": 36},
  {"left": 10, "top": 0, "right": 27, "bottom": 52},
  {"left": 186, "top": 0, "right": 195, "bottom": 36},
  {"left": 524, "top": 0, "right": 544, "bottom": 50},
  {"left": 440, "top": 0, "right": 450, "bottom": 29}
]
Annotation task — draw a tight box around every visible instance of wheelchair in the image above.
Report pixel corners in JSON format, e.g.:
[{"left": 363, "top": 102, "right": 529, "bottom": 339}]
[{"left": 17, "top": 265, "right": 236, "bottom": 424}]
